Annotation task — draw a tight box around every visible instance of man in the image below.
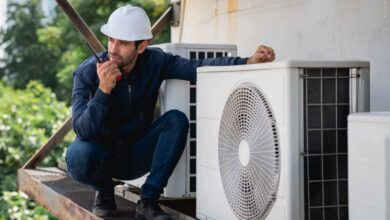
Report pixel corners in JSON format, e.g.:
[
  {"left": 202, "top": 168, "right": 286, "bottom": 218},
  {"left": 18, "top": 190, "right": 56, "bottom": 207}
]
[{"left": 65, "top": 4, "right": 275, "bottom": 220}]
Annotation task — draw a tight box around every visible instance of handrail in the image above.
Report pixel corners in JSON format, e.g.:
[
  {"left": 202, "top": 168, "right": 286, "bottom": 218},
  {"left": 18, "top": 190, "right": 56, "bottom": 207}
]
[{"left": 56, "top": 0, "right": 105, "bottom": 53}]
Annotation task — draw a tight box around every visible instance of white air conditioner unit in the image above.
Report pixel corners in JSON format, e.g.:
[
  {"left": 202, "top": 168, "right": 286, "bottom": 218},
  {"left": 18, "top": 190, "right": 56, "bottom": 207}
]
[
  {"left": 196, "top": 61, "right": 369, "bottom": 220},
  {"left": 126, "top": 43, "right": 237, "bottom": 198},
  {"left": 348, "top": 112, "right": 390, "bottom": 220}
]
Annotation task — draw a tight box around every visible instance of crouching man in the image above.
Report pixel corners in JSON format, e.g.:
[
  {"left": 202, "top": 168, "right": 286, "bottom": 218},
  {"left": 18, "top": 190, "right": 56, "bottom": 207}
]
[{"left": 66, "top": 4, "right": 275, "bottom": 219}]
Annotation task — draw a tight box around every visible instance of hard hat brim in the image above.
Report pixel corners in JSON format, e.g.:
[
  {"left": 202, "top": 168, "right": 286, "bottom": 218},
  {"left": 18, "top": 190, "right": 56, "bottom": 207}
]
[{"left": 100, "top": 24, "right": 153, "bottom": 42}]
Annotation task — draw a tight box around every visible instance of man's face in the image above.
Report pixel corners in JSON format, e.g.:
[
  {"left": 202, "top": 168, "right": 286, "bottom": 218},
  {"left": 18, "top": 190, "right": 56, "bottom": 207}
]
[{"left": 107, "top": 37, "right": 138, "bottom": 68}]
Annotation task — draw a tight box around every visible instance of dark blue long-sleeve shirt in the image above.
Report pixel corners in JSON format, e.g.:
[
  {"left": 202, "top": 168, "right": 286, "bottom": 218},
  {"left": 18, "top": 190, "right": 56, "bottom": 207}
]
[{"left": 72, "top": 47, "right": 247, "bottom": 144}]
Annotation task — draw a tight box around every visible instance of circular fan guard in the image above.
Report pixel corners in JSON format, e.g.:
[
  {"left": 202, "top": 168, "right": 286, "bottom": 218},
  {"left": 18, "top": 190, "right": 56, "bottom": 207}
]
[{"left": 218, "top": 83, "right": 280, "bottom": 220}]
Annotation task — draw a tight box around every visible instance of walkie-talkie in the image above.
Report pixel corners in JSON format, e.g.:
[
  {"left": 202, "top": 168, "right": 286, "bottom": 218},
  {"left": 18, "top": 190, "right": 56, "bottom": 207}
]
[{"left": 86, "top": 44, "right": 122, "bottom": 81}]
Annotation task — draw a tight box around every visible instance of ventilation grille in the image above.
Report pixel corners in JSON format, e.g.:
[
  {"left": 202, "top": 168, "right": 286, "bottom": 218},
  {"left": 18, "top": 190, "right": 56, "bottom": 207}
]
[
  {"left": 303, "top": 68, "right": 351, "bottom": 220},
  {"left": 218, "top": 83, "right": 280, "bottom": 220},
  {"left": 153, "top": 95, "right": 161, "bottom": 121},
  {"left": 187, "top": 50, "right": 232, "bottom": 194}
]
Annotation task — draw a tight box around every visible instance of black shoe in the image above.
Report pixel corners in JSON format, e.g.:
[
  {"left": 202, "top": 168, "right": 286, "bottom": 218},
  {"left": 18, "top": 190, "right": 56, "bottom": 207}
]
[
  {"left": 135, "top": 198, "right": 172, "bottom": 220},
  {"left": 92, "top": 190, "right": 117, "bottom": 217}
]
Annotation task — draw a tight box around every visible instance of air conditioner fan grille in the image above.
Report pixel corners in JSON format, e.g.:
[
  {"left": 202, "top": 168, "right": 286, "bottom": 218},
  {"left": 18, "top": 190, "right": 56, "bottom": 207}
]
[{"left": 218, "top": 83, "right": 280, "bottom": 220}]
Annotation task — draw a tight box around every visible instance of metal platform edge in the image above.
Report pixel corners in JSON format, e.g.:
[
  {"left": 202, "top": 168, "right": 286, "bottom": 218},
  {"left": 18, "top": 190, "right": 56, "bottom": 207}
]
[
  {"left": 17, "top": 167, "right": 196, "bottom": 220},
  {"left": 17, "top": 168, "right": 102, "bottom": 220},
  {"left": 114, "top": 186, "right": 196, "bottom": 220}
]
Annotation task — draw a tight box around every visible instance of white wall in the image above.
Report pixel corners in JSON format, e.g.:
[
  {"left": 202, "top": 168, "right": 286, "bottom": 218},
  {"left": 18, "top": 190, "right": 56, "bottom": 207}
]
[{"left": 171, "top": 0, "right": 390, "bottom": 111}]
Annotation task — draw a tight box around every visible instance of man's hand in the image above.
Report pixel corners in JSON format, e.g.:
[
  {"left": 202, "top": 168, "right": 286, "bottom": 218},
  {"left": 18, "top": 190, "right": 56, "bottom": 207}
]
[
  {"left": 247, "top": 45, "right": 275, "bottom": 64},
  {"left": 97, "top": 61, "right": 121, "bottom": 94}
]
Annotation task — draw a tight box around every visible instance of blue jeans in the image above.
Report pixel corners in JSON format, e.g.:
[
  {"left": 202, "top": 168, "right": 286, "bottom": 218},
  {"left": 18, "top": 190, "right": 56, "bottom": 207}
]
[{"left": 65, "top": 110, "right": 189, "bottom": 200}]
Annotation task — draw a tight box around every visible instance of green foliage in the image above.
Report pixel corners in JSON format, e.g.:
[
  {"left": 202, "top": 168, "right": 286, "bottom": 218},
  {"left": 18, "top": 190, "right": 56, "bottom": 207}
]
[
  {"left": 0, "top": 0, "right": 170, "bottom": 102},
  {"left": 0, "top": 191, "right": 56, "bottom": 220},
  {"left": 0, "top": 0, "right": 59, "bottom": 89},
  {"left": 0, "top": 1, "right": 169, "bottom": 217},
  {"left": 0, "top": 81, "right": 73, "bottom": 219},
  {"left": 52, "top": 0, "right": 170, "bottom": 102},
  {"left": 0, "top": 81, "right": 71, "bottom": 180}
]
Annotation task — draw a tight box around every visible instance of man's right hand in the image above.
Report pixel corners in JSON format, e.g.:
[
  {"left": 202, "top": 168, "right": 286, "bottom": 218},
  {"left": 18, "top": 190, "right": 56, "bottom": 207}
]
[{"left": 97, "top": 61, "right": 121, "bottom": 94}]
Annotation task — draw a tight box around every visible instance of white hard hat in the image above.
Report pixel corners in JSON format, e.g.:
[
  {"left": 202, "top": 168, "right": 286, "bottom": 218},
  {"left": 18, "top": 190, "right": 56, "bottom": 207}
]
[{"left": 100, "top": 4, "right": 153, "bottom": 41}]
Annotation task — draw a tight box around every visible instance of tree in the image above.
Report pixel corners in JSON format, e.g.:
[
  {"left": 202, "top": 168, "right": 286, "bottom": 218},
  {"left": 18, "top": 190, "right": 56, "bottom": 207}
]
[
  {"left": 0, "top": 81, "right": 72, "bottom": 219},
  {"left": 0, "top": 81, "right": 72, "bottom": 192},
  {"left": 52, "top": 0, "right": 170, "bottom": 102},
  {"left": 0, "top": 0, "right": 171, "bottom": 102},
  {"left": 0, "top": 1, "right": 170, "bottom": 217},
  {"left": 0, "top": 0, "right": 59, "bottom": 89},
  {"left": 0, "top": 191, "right": 57, "bottom": 220}
]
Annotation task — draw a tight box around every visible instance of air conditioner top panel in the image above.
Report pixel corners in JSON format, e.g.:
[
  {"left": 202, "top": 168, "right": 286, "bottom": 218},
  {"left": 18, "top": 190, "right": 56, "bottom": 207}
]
[
  {"left": 348, "top": 112, "right": 390, "bottom": 124},
  {"left": 150, "top": 43, "right": 237, "bottom": 50},
  {"left": 197, "top": 60, "right": 370, "bottom": 73}
]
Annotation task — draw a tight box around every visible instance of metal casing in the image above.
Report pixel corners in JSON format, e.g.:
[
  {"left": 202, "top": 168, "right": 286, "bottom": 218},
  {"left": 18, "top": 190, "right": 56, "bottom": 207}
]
[{"left": 197, "top": 61, "right": 369, "bottom": 219}]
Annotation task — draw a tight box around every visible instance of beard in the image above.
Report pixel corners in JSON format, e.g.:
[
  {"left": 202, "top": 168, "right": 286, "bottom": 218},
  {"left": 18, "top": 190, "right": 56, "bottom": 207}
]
[
  {"left": 109, "top": 53, "right": 134, "bottom": 69},
  {"left": 109, "top": 53, "right": 123, "bottom": 67}
]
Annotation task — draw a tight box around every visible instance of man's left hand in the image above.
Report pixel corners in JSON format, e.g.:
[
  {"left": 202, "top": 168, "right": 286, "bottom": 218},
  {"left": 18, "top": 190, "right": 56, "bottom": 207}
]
[{"left": 247, "top": 45, "right": 275, "bottom": 64}]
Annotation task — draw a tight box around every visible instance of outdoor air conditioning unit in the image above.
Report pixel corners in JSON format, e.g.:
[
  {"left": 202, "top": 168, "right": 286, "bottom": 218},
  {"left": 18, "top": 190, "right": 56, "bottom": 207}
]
[
  {"left": 126, "top": 43, "right": 237, "bottom": 198},
  {"left": 196, "top": 61, "right": 369, "bottom": 220},
  {"left": 348, "top": 112, "right": 390, "bottom": 220}
]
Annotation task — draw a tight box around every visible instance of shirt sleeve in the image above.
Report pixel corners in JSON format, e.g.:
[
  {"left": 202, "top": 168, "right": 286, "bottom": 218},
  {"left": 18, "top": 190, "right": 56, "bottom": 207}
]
[
  {"left": 161, "top": 52, "right": 248, "bottom": 82},
  {"left": 71, "top": 72, "right": 110, "bottom": 140}
]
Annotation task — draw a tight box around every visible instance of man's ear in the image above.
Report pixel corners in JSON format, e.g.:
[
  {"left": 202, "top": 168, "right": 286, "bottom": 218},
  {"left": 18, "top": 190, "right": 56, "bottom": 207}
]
[{"left": 136, "top": 40, "right": 148, "bottom": 54}]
